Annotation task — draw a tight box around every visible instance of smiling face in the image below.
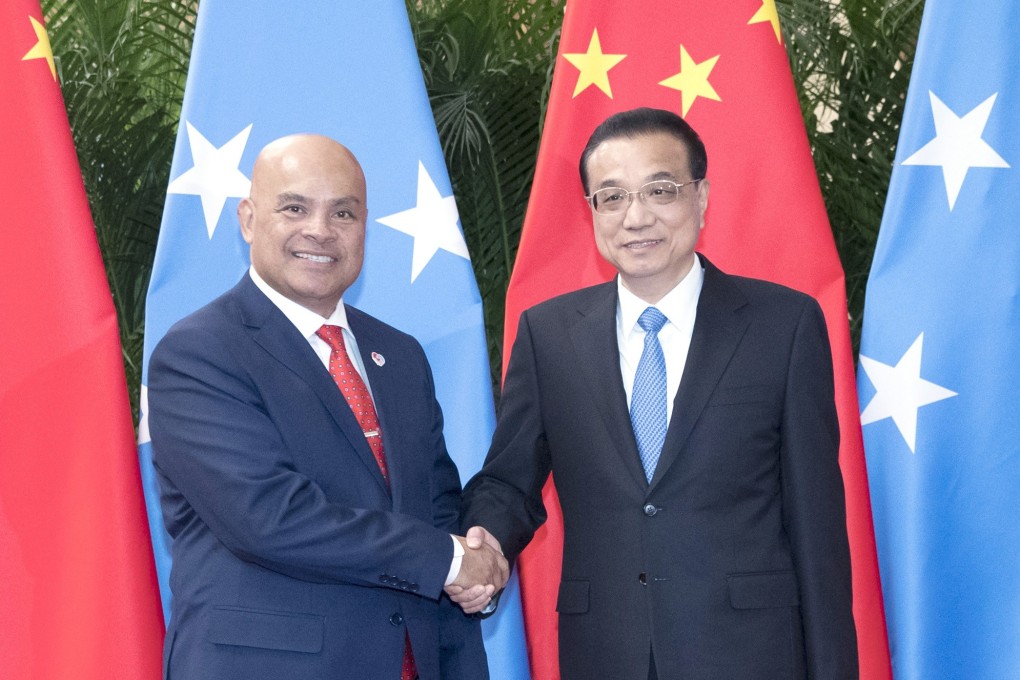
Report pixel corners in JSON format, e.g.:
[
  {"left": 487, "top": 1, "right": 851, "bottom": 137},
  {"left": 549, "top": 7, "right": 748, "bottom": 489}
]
[
  {"left": 585, "top": 131, "right": 709, "bottom": 303},
  {"left": 238, "top": 135, "right": 367, "bottom": 317}
]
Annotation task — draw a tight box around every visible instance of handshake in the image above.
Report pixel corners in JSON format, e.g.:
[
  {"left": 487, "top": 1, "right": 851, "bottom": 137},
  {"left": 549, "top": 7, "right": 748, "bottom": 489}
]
[{"left": 444, "top": 526, "right": 509, "bottom": 614}]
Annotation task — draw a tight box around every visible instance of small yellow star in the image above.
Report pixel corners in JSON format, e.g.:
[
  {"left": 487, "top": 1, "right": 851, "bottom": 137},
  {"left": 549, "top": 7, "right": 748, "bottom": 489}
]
[
  {"left": 562, "top": 28, "right": 626, "bottom": 98},
  {"left": 748, "top": 0, "right": 783, "bottom": 44},
  {"left": 658, "top": 45, "right": 721, "bottom": 117},
  {"left": 22, "top": 15, "right": 56, "bottom": 81}
]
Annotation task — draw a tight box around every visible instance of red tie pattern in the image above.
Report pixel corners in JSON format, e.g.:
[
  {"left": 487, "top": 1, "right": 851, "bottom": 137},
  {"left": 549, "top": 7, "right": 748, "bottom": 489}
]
[
  {"left": 316, "top": 324, "right": 390, "bottom": 487},
  {"left": 315, "top": 324, "right": 417, "bottom": 680}
]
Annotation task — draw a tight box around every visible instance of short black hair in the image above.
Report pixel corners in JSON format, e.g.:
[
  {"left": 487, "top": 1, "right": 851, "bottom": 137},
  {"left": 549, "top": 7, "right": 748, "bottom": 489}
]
[{"left": 579, "top": 107, "right": 708, "bottom": 194}]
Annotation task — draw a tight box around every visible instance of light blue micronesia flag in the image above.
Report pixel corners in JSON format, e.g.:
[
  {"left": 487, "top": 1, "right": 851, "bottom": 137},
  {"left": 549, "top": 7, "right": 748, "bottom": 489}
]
[
  {"left": 857, "top": 2, "right": 1019, "bottom": 678},
  {"left": 136, "top": 2, "right": 531, "bottom": 677}
]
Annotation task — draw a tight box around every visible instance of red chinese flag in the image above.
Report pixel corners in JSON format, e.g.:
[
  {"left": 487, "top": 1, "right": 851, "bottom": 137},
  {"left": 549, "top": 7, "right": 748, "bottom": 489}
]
[
  {"left": 506, "top": 2, "right": 891, "bottom": 678},
  {"left": 0, "top": 3, "right": 164, "bottom": 678}
]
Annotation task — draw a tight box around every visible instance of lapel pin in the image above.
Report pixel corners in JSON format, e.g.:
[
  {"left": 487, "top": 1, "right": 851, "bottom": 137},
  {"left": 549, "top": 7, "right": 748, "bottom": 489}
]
[{"left": 371, "top": 351, "right": 385, "bottom": 367}]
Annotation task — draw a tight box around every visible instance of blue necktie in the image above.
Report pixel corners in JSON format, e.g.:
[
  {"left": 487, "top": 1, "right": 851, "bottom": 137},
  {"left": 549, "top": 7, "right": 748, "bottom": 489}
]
[{"left": 631, "top": 307, "right": 668, "bottom": 482}]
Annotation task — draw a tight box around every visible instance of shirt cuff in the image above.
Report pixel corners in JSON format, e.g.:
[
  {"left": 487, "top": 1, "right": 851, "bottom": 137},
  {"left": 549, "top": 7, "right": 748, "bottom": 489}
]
[{"left": 445, "top": 534, "right": 464, "bottom": 586}]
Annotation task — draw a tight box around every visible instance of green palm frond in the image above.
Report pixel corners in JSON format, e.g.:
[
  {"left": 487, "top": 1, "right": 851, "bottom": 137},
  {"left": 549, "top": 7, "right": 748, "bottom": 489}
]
[
  {"left": 779, "top": 0, "right": 924, "bottom": 348},
  {"left": 43, "top": 0, "right": 198, "bottom": 421}
]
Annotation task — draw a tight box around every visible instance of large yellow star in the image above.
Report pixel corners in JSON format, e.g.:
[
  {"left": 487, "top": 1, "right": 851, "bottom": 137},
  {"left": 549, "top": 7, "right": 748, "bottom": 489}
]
[
  {"left": 748, "top": 0, "right": 783, "bottom": 44},
  {"left": 22, "top": 15, "right": 56, "bottom": 81},
  {"left": 562, "top": 28, "right": 626, "bottom": 98},
  {"left": 658, "top": 45, "right": 721, "bottom": 117}
]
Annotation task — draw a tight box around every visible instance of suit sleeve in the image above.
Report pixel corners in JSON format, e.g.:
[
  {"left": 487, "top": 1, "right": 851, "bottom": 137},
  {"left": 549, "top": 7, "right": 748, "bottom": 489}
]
[
  {"left": 149, "top": 323, "right": 453, "bottom": 599},
  {"left": 421, "top": 348, "right": 464, "bottom": 538},
  {"left": 780, "top": 299, "right": 859, "bottom": 678},
  {"left": 461, "top": 309, "right": 551, "bottom": 561},
  {"left": 414, "top": 343, "right": 489, "bottom": 678}
]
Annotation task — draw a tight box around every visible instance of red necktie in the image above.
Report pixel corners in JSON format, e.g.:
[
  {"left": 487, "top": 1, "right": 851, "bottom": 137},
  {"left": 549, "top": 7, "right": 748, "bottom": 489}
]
[
  {"left": 316, "top": 324, "right": 390, "bottom": 486},
  {"left": 316, "top": 325, "right": 417, "bottom": 680}
]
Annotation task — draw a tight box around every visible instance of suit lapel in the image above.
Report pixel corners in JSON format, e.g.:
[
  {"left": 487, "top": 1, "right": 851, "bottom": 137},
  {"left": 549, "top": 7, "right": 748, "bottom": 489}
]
[
  {"left": 235, "top": 278, "right": 390, "bottom": 496},
  {"left": 649, "top": 257, "right": 750, "bottom": 490},
  {"left": 346, "top": 309, "right": 407, "bottom": 505},
  {"left": 568, "top": 281, "right": 650, "bottom": 491}
]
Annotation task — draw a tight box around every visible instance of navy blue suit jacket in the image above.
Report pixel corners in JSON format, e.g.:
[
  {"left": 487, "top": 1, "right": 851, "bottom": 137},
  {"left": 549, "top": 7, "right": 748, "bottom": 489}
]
[
  {"left": 463, "top": 256, "right": 857, "bottom": 680},
  {"left": 149, "top": 274, "right": 487, "bottom": 680}
]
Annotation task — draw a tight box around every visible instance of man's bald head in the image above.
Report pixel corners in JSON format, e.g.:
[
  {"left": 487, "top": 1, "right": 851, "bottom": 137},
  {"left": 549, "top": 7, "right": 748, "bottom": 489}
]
[
  {"left": 239, "top": 134, "right": 368, "bottom": 317},
  {"left": 249, "top": 134, "right": 366, "bottom": 200}
]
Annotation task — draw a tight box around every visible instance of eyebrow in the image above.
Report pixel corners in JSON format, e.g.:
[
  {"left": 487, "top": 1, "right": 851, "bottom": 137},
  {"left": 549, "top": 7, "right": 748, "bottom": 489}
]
[
  {"left": 646, "top": 170, "right": 679, "bottom": 182},
  {"left": 594, "top": 170, "right": 679, "bottom": 190},
  {"left": 274, "top": 192, "right": 363, "bottom": 208}
]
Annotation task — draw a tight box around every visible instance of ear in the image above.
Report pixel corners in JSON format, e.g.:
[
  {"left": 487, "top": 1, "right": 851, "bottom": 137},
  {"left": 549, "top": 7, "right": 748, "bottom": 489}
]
[
  {"left": 238, "top": 197, "right": 256, "bottom": 245},
  {"left": 697, "top": 179, "right": 710, "bottom": 228}
]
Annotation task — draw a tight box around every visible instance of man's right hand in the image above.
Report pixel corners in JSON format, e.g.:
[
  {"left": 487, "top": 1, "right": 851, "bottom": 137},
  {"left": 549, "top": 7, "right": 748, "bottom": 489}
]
[{"left": 445, "top": 527, "right": 508, "bottom": 614}]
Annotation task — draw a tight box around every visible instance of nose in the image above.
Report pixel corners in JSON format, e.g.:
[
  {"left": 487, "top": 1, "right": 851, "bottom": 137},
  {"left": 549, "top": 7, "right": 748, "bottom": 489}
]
[
  {"left": 302, "top": 210, "right": 334, "bottom": 240},
  {"left": 621, "top": 192, "right": 653, "bottom": 230}
]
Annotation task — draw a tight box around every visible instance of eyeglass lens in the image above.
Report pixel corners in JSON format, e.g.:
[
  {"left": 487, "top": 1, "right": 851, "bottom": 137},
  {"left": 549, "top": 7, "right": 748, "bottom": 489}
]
[{"left": 591, "top": 180, "right": 693, "bottom": 214}]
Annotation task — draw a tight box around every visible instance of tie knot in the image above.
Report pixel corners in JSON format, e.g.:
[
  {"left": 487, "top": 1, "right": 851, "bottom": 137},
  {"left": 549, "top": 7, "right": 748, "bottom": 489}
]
[
  {"left": 637, "top": 307, "right": 667, "bottom": 334},
  {"left": 316, "top": 324, "right": 346, "bottom": 351}
]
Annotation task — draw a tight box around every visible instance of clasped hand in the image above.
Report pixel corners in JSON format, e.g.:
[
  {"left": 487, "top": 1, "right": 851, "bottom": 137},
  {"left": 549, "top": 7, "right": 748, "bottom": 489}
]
[{"left": 444, "top": 526, "right": 508, "bottom": 614}]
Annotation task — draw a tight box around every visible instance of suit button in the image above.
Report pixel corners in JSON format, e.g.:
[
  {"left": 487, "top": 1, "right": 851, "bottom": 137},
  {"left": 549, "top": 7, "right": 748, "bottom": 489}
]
[
  {"left": 643, "top": 504, "right": 658, "bottom": 516},
  {"left": 389, "top": 612, "right": 404, "bottom": 627},
  {"left": 638, "top": 572, "right": 648, "bottom": 586},
  {"left": 409, "top": 583, "right": 419, "bottom": 593},
  {"left": 379, "top": 574, "right": 389, "bottom": 584},
  {"left": 398, "top": 580, "right": 409, "bottom": 590}
]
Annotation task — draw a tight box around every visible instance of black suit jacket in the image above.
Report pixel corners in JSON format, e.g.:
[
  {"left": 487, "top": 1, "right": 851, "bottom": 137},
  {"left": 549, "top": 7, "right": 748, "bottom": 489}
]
[
  {"left": 463, "top": 255, "right": 857, "bottom": 680},
  {"left": 149, "top": 274, "right": 487, "bottom": 680}
]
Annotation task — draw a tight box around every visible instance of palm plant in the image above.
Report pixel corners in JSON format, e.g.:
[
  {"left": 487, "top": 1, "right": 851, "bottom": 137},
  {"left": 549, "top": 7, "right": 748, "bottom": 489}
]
[
  {"left": 45, "top": 0, "right": 923, "bottom": 413},
  {"left": 780, "top": 0, "right": 924, "bottom": 345},
  {"left": 43, "top": 0, "right": 197, "bottom": 419}
]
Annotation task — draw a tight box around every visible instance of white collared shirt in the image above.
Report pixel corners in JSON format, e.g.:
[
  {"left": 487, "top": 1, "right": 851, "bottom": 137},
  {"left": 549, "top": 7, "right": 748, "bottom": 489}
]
[
  {"left": 248, "top": 267, "right": 463, "bottom": 583},
  {"left": 248, "top": 267, "right": 373, "bottom": 398},
  {"left": 616, "top": 262, "right": 704, "bottom": 427}
]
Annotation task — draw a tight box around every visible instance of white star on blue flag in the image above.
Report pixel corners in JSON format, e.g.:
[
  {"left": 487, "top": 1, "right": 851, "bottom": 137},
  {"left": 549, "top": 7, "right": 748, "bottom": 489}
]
[
  {"left": 858, "top": 333, "right": 956, "bottom": 453},
  {"left": 377, "top": 161, "right": 470, "bottom": 282},
  {"left": 901, "top": 92, "right": 1009, "bottom": 210},
  {"left": 166, "top": 122, "right": 252, "bottom": 237}
]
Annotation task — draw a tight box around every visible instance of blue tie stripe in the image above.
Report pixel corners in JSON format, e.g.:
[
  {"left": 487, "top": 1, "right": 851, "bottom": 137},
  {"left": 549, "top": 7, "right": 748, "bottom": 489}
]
[{"left": 631, "top": 307, "right": 668, "bottom": 483}]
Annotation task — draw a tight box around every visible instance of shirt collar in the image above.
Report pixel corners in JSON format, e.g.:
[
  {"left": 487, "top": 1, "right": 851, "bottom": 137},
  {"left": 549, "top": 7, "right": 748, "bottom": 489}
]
[
  {"left": 617, "top": 258, "right": 704, "bottom": 333},
  {"left": 248, "top": 266, "right": 350, "bottom": 340}
]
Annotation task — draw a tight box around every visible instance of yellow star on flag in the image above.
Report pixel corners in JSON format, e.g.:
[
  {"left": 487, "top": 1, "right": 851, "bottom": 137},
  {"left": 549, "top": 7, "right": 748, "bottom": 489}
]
[
  {"left": 748, "top": 0, "right": 783, "bottom": 44},
  {"left": 562, "top": 28, "right": 626, "bottom": 98},
  {"left": 22, "top": 15, "right": 56, "bottom": 81},
  {"left": 658, "top": 45, "right": 721, "bottom": 117}
]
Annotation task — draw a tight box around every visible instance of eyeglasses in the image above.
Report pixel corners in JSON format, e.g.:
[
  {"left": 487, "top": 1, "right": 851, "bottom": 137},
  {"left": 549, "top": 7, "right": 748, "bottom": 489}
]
[{"left": 586, "top": 179, "right": 704, "bottom": 215}]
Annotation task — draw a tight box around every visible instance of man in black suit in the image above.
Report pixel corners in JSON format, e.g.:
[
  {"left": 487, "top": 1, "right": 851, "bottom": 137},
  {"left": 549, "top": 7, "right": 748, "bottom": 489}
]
[{"left": 455, "top": 108, "right": 858, "bottom": 679}]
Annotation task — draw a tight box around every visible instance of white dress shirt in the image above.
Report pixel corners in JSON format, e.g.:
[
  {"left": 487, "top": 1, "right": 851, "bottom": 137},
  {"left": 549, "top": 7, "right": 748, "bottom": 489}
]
[
  {"left": 616, "top": 262, "right": 704, "bottom": 427},
  {"left": 249, "top": 267, "right": 372, "bottom": 385},
  {"left": 248, "top": 268, "right": 464, "bottom": 583}
]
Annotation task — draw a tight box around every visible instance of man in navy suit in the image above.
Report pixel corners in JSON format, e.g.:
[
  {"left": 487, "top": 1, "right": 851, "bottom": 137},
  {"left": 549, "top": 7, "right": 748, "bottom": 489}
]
[
  {"left": 457, "top": 108, "right": 858, "bottom": 679},
  {"left": 149, "top": 134, "right": 505, "bottom": 680}
]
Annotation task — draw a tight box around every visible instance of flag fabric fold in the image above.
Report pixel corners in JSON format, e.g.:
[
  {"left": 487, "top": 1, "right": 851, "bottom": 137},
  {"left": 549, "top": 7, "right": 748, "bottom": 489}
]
[
  {"left": 505, "top": 1, "right": 890, "bottom": 678},
  {"left": 858, "top": 2, "right": 1020, "bottom": 678},
  {"left": 138, "top": 2, "right": 530, "bottom": 676},
  {"left": 0, "top": 1, "right": 164, "bottom": 677}
]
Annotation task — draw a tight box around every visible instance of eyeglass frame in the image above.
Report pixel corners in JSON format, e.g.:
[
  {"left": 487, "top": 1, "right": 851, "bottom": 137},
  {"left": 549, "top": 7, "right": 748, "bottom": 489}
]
[{"left": 585, "top": 178, "right": 705, "bottom": 214}]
